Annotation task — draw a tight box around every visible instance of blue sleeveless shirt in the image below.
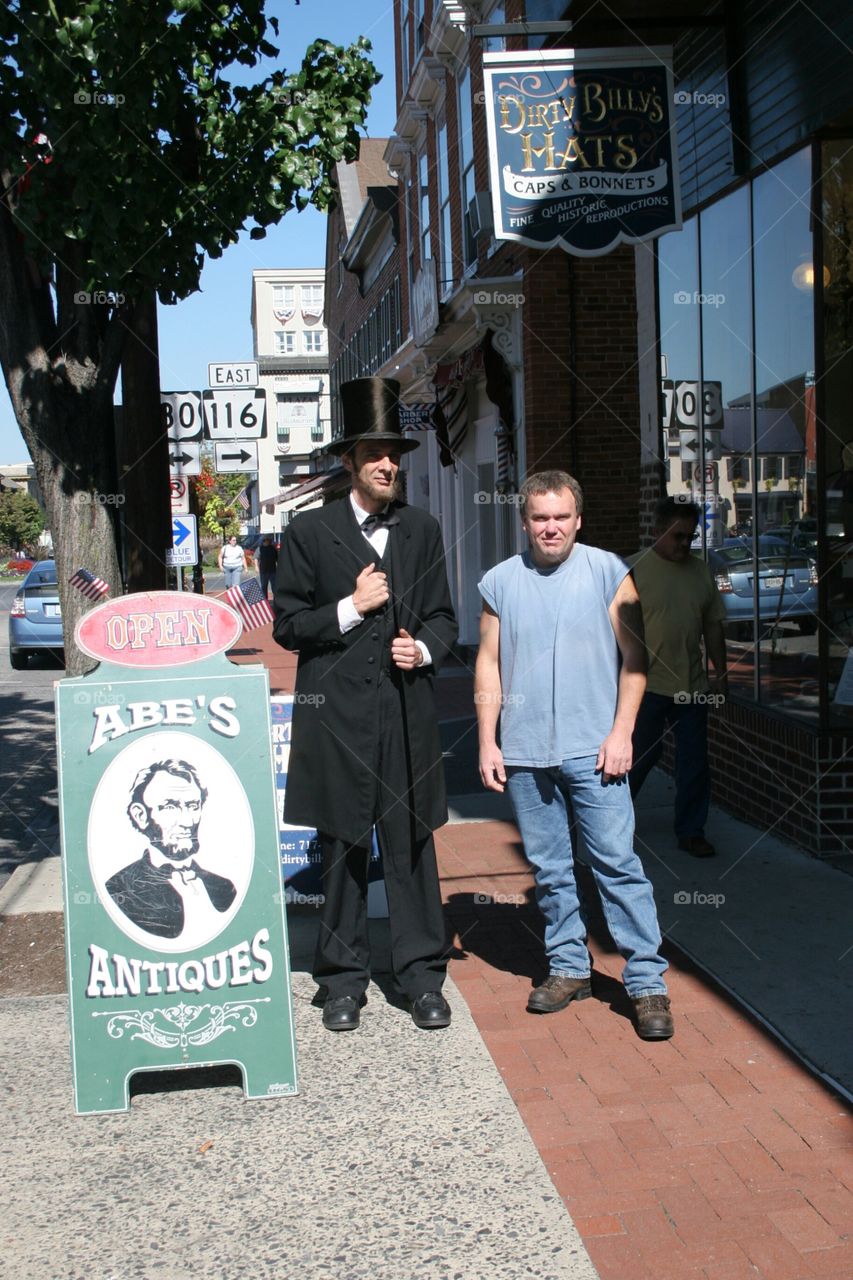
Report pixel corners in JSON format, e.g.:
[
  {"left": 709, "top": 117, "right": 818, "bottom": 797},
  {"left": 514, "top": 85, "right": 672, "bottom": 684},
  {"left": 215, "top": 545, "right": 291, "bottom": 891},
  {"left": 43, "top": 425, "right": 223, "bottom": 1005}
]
[{"left": 478, "top": 544, "right": 629, "bottom": 767}]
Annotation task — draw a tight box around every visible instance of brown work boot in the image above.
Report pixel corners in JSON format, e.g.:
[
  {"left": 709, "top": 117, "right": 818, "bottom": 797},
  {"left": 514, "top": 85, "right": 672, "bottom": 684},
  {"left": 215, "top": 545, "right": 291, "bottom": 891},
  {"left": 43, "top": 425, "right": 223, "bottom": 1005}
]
[
  {"left": 527, "top": 973, "right": 592, "bottom": 1014},
  {"left": 631, "top": 994, "right": 674, "bottom": 1040},
  {"left": 678, "top": 835, "right": 716, "bottom": 858}
]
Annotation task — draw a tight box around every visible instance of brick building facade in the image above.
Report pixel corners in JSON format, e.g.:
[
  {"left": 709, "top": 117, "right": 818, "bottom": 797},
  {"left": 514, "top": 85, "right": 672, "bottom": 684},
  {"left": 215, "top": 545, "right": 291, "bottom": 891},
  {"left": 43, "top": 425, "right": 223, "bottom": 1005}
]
[{"left": 320, "top": 0, "right": 853, "bottom": 859}]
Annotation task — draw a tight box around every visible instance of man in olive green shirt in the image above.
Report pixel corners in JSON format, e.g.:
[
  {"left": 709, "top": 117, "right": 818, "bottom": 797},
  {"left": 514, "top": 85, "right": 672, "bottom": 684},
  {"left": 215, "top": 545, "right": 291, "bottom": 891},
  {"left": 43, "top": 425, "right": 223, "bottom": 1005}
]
[{"left": 629, "top": 498, "right": 727, "bottom": 857}]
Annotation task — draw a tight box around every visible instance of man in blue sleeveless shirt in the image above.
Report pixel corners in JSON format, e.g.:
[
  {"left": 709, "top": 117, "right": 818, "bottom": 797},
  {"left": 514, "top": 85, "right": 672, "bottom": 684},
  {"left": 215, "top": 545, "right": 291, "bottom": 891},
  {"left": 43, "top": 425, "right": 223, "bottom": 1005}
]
[{"left": 475, "top": 471, "right": 673, "bottom": 1040}]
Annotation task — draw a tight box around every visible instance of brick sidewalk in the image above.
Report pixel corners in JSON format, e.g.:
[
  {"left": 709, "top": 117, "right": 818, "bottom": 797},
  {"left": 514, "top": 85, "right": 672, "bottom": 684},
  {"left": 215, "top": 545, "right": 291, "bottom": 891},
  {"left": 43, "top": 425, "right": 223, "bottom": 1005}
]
[{"left": 232, "top": 618, "right": 853, "bottom": 1280}]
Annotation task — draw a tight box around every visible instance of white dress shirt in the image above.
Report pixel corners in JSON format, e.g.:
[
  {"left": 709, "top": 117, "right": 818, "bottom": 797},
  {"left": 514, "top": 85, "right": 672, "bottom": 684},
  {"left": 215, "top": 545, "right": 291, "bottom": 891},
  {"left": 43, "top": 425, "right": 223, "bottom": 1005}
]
[{"left": 337, "top": 494, "right": 431, "bottom": 667}]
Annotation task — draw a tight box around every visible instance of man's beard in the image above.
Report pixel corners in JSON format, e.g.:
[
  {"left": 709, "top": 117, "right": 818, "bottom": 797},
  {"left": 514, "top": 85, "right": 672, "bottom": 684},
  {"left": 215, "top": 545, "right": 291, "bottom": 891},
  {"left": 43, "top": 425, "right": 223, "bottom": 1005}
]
[
  {"left": 360, "top": 474, "right": 399, "bottom": 504},
  {"left": 148, "top": 823, "right": 200, "bottom": 862}
]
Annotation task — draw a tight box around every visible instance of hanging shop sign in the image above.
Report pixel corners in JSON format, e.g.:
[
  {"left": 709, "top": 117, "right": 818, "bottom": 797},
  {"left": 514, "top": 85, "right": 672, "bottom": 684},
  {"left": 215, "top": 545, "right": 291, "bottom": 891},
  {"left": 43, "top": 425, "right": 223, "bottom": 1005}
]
[
  {"left": 57, "top": 591, "right": 298, "bottom": 1115},
  {"left": 482, "top": 47, "right": 681, "bottom": 256}
]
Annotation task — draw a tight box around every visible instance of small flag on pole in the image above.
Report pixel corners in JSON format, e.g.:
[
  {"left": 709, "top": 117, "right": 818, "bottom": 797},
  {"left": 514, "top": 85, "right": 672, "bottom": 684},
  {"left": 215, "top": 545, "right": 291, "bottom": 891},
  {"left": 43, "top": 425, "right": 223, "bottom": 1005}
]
[
  {"left": 234, "top": 485, "right": 250, "bottom": 511},
  {"left": 226, "top": 577, "right": 274, "bottom": 631},
  {"left": 69, "top": 567, "right": 109, "bottom": 600}
]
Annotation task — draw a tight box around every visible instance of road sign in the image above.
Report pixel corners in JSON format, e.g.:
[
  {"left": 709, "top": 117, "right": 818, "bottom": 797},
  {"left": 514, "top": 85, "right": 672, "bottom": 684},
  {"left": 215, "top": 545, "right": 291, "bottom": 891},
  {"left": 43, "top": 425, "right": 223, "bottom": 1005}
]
[
  {"left": 169, "top": 476, "right": 190, "bottom": 514},
  {"left": 169, "top": 442, "right": 201, "bottom": 476},
  {"left": 679, "top": 429, "right": 721, "bottom": 462},
  {"left": 161, "top": 391, "right": 203, "bottom": 441},
  {"left": 202, "top": 389, "right": 267, "bottom": 440},
  {"left": 167, "top": 514, "right": 198, "bottom": 567},
  {"left": 693, "top": 462, "right": 718, "bottom": 485},
  {"left": 214, "top": 441, "right": 259, "bottom": 473},
  {"left": 208, "top": 361, "right": 259, "bottom": 389},
  {"left": 661, "top": 379, "right": 723, "bottom": 432}
]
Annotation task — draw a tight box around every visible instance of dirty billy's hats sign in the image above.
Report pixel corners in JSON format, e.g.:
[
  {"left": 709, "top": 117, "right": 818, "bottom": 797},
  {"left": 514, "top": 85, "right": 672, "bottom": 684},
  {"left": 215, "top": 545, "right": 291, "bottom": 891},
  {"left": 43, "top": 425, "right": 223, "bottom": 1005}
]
[
  {"left": 482, "top": 47, "right": 681, "bottom": 255},
  {"left": 56, "top": 592, "right": 297, "bottom": 1114}
]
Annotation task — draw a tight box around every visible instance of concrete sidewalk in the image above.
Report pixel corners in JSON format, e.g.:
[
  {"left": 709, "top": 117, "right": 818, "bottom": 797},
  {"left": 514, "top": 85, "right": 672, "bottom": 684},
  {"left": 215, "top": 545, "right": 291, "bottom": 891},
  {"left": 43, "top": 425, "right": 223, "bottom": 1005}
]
[
  {"left": 1, "top": 914, "right": 596, "bottom": 1280},
  {"left": 2, "top": 615, "right": 853, "bottom": 1280}
]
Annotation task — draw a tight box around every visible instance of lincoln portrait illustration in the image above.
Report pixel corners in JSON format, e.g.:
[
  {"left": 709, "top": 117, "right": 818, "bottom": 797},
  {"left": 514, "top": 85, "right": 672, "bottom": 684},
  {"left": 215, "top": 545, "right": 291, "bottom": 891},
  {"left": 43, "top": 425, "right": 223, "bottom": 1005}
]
[{"left": 106, "top": 759, "right": 237, "bottom": 941}]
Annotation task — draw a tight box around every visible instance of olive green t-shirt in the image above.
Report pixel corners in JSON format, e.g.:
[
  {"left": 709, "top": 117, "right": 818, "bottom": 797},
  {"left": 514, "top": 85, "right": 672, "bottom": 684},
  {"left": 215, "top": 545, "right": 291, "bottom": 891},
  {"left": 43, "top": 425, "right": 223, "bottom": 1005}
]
[{"left": 628, "top": 551, "right": 726, "bottom": 697}]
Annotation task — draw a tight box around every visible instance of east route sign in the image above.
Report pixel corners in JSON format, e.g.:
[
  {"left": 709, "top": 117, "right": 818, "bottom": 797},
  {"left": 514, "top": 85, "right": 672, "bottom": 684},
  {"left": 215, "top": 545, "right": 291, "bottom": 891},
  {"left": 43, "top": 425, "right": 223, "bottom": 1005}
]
[{"left": 56, "top": 592, "right": 298, "bottom": 1114}]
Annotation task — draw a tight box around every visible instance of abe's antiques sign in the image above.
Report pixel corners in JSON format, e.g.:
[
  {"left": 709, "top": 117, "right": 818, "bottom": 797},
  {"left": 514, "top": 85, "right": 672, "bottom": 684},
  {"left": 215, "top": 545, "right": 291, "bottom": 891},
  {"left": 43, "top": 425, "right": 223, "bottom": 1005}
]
[
  {"left": 56, "top": 592, "right": 297, "bottom": 1115},
  {"left": 482, "top": 47, "right": 681, "bottom": 256}
]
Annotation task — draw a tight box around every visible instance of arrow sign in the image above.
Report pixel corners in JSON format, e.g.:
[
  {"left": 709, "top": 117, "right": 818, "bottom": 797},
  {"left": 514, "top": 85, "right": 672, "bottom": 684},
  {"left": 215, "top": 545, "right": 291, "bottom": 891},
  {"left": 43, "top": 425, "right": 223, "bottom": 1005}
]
[
  {"left": 172, "top": 518, "right": 191, "bottom": 546},
  {"left": 214, "top": 441, "right": 259, "bottom": 473},
  {"left": 166, "top": 514, "right": 198, "bottom": 567},
  {"left": 168, "top": 441, "right": 201, "bottom": 477}
]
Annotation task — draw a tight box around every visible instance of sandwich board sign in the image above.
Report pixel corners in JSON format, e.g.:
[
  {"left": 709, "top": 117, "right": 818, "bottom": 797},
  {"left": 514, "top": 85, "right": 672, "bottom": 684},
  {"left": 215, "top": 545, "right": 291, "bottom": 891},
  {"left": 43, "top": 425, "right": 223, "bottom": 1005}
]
[{"left": 56, "top": 591, "right": 298, "bottom": 1115}]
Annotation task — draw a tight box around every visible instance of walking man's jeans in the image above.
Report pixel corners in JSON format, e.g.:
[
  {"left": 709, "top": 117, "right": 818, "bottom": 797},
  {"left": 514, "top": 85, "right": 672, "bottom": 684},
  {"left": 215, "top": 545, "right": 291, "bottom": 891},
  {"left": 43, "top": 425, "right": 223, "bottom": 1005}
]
[
  {"left": 506, "top": 755, "right": 667, "bottom": 997},
  {"left": 630, "top": 693, "right": 710, "bottom": 840}
]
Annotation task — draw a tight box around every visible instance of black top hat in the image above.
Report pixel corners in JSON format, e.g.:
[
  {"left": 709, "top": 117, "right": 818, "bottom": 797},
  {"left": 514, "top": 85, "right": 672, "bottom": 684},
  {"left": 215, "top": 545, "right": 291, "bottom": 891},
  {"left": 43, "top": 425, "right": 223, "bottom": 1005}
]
[{"left": 326, "top": 377, "right": 420, "bottom": 456}]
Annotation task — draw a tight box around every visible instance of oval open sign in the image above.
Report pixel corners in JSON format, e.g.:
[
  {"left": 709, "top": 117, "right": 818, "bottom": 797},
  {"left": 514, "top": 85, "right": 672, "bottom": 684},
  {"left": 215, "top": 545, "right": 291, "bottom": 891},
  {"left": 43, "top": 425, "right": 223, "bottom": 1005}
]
[{"left": 75, "top": 591, "right": 242, "bottom": 668}]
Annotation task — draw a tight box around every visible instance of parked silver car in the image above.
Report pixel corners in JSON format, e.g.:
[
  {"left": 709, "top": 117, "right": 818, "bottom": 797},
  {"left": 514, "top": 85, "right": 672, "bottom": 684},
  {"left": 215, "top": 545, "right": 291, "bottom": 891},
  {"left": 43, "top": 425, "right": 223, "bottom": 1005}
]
[
  {"left": 8, "top": 559, "right": 64, "bottom": 669},
  {"left": 707, "top": 538, "right": 818, "bottom": 635}
]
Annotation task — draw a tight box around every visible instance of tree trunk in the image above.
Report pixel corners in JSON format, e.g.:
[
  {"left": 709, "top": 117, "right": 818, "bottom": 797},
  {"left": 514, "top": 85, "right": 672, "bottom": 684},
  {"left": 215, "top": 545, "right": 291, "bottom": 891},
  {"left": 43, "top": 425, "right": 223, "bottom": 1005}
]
[
  {"left": 17, "top": 385, "right": 122, "bottom": 676},
  {"left": 0, "top": 198, "right": 126, "bottom": 675},
  {"left": 119, "top": 295, "right": 171, "bottom": 592}
]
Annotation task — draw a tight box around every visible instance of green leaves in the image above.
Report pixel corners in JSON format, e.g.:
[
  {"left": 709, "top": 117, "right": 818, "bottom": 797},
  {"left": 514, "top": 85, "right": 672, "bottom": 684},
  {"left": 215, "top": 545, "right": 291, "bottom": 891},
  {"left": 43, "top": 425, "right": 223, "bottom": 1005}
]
[{"left": 0, "top": 1, "right": 380, "bottom": 306}]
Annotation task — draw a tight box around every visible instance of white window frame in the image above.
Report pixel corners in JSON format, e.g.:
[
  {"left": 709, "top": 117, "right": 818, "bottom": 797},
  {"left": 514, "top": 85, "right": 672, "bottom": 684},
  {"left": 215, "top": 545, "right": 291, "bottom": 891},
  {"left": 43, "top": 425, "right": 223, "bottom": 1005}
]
[{"left": 303, "top": 330, "right": 325, "bottom": 354}]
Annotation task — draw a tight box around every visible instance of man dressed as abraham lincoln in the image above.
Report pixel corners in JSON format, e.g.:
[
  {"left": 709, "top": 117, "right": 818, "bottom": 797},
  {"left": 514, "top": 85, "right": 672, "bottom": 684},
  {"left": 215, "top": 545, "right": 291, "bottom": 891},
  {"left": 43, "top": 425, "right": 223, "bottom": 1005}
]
[{"left": 273, "top": 377, "right": 458, "bottom": 1032}]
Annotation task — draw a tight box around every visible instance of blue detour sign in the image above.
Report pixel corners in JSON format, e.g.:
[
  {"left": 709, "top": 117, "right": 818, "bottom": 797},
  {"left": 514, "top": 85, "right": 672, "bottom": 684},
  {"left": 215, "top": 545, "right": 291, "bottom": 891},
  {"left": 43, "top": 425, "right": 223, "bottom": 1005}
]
[
  {"left": 270, "top": 697, "right": 382, "bottom": 902},
  {"left": 483, "top": 48, "right": 681, "bottom": 255},
  {"left": 56, "top": 591, "right": 297, "bottom": 1114}
]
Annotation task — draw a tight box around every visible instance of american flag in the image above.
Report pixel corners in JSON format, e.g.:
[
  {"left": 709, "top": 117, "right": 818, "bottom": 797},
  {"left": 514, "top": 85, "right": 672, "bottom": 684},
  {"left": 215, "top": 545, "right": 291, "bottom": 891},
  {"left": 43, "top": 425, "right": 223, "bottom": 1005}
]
[
  {"left": 69, "top": 567, "right": 109, "bottom": 600},
  {"left": 226, "top": 577, "right": 274, "bottom": 631},
  {"left": 234, "top": 485, "right": 250, "bottom": 511}
]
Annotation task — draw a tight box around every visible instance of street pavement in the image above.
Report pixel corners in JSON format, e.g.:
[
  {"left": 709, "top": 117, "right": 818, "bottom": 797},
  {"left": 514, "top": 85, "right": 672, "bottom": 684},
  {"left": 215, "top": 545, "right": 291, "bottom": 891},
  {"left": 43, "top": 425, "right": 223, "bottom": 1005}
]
[{"left": 1, "top": 591, "right": 852, "bottom": 1279}]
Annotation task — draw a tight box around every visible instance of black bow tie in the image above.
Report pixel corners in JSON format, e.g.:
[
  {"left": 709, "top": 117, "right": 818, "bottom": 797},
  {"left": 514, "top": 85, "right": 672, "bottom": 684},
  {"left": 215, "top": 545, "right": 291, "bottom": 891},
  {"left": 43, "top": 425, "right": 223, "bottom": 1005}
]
[{"left": 361, "top": 510, "right": 400, "bottom": 535}]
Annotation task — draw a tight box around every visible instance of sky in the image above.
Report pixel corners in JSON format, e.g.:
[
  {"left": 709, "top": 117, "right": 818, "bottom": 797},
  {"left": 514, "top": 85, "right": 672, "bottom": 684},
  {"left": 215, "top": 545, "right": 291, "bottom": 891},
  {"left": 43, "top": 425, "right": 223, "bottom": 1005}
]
[{"left": 0, "top": 0, "right": 398, "bottom": 463}]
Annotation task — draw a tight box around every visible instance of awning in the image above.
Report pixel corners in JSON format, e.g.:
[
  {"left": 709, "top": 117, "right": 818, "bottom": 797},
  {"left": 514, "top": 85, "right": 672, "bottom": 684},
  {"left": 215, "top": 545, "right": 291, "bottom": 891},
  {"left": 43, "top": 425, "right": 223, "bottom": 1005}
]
[{"left": 258, "top": 467, "right": 349, "bottom": 512}]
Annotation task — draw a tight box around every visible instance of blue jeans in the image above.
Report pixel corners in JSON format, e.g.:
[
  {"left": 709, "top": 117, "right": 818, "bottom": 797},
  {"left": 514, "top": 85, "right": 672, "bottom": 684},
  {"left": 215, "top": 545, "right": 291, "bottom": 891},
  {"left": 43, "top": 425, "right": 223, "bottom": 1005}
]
[
  {"left": 506, "top": 756, "right": 667, "bottom": 997},
  {"left": 223, "top": 567, "right": 242, "bottom": 588},
  {"left": 630, "top": 693, "right": 709, "bottom": 839}
]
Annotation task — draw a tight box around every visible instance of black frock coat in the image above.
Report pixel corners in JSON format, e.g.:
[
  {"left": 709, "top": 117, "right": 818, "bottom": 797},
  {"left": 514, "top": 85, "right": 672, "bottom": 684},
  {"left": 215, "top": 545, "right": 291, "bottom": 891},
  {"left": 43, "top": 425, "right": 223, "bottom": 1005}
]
[{"left": 273, "top": 496, "right": 458, "bottom": 846}]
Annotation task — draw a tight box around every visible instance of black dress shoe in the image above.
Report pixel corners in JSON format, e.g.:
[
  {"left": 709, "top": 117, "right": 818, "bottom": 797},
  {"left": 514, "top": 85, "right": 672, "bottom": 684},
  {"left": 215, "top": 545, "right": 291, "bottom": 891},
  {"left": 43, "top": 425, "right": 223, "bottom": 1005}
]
[
  {"left": 322, "top": 995, "right": 361, "bottom": 1031},
  {"left": 410, "top": 991, "right": 451, "bottom": 1029}
]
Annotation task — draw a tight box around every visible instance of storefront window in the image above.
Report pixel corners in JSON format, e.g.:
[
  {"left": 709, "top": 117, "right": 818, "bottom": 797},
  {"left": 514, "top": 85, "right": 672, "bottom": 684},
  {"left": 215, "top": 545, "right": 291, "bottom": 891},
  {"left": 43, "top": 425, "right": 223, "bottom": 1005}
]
[
  {"left": 821, "top": 139, "right": 853, "bottom": 725},
  {"left": 752, "top": 149, "right": 816, "bottom": 715},
  {"left": 657, "top": 147, "right": 820, "bottom": 721}
]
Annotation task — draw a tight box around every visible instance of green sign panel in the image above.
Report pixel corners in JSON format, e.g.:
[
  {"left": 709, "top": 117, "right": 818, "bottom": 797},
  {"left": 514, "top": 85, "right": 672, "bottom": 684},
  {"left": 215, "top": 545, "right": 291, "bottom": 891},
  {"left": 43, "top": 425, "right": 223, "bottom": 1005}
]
[{"left": 56, "top": 592, "right": 297, "bottom": 1114}]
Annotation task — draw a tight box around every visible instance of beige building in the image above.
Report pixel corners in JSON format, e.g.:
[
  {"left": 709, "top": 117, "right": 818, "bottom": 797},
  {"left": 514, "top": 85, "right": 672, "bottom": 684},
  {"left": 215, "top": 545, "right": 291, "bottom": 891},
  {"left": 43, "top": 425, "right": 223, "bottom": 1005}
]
[{"left": 249, "top": 267, "right": 331, "bottom": 531}]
